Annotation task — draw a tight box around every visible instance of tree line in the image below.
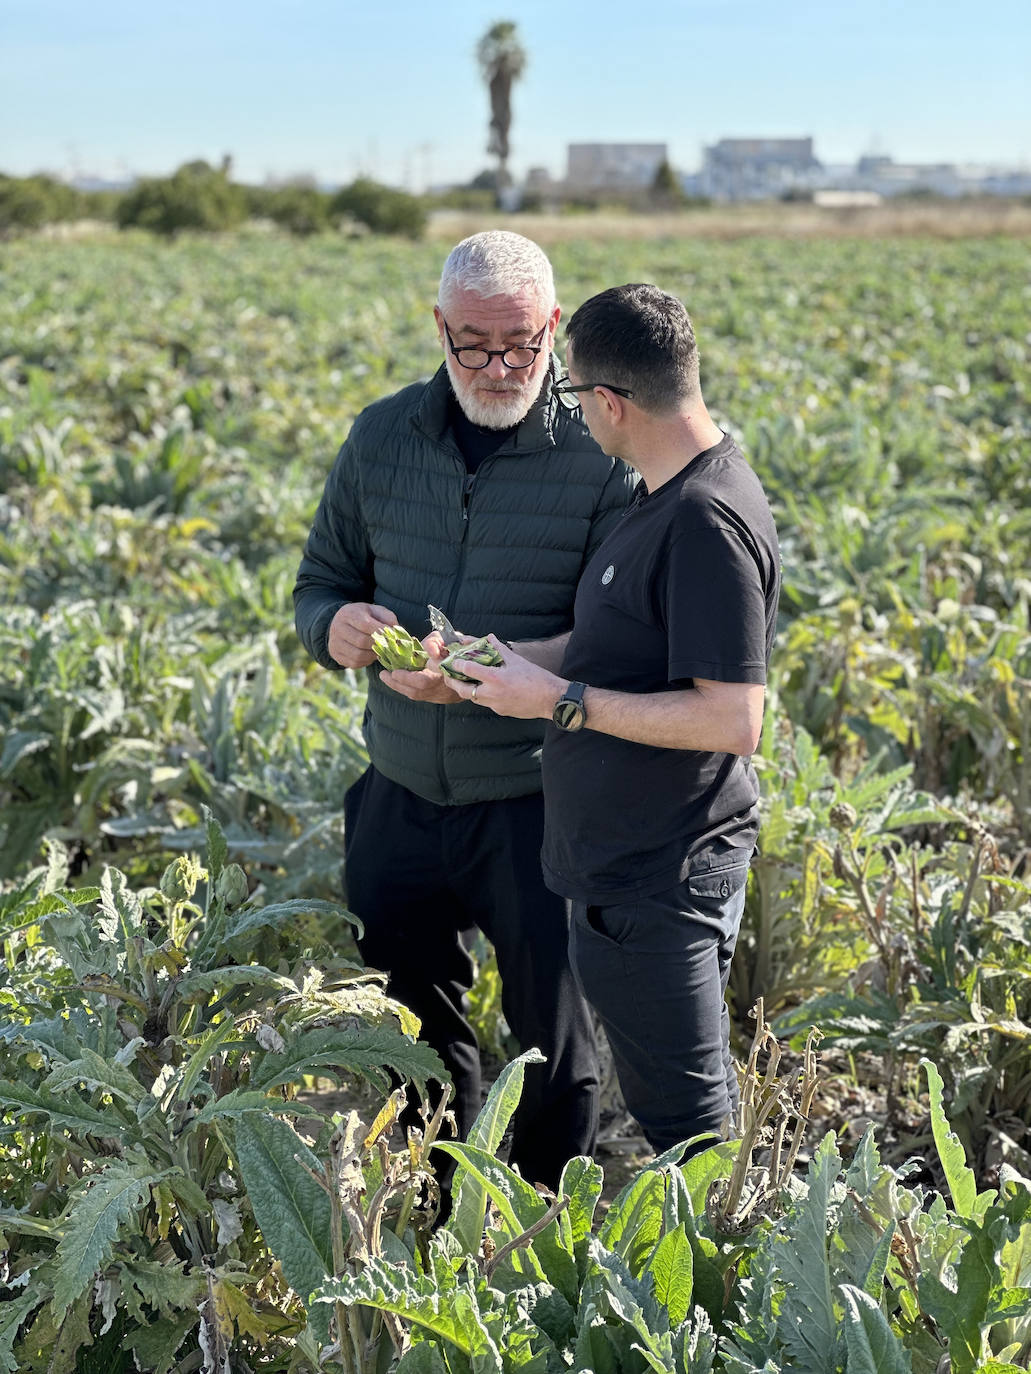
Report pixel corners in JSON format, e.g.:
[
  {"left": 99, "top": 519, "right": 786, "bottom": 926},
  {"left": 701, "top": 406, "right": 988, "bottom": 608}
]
[{"left": 0, "top": 162, "right": 428, "bottom": 238}]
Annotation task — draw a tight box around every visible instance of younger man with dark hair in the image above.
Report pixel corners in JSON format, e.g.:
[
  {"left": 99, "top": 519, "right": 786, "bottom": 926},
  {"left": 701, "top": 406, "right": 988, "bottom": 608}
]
[{"left": 451, "top": 283, "right": 781, "bottom": 1155}]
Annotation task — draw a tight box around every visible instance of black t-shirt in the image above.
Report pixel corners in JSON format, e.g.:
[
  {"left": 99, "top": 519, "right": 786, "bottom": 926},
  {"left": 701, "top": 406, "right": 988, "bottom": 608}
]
[{"left": 541, "top": 432, "right": 780, "bottom": 904}]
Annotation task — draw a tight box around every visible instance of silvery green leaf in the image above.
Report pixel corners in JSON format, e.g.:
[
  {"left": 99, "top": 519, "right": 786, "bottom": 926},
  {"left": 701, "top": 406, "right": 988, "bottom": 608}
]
[
  {"left": 0, "top": 1291, "right": 39, "bottom": 1374},
  {"left": 125, "top": 1314, "right": 198, "bottom": 1374},
  {"left": 0, "top": 1079, "right": 134, "bottom": 1139},
  {"left": 44, "top": 1046, "right": 146, "bottom": 1106},
  {"left": 248, "top": 1023, "right": 447, "bottom": 1099},
  {"left": 559, "top": 1154, "right": 604, "bottom": 1244},
  {"left": 840, "top": 1285, "right": 912, "bottom": 1374},
  {"left": 313, "top": 1259, "right": 503, "bottom": 1370},
  {"left": 770, "top": 1132, "right": 842, "bottom": 1373},
  {"left": 115, "top": 1036, "right": 147, "bottom": 1066},
  {"left": 446, "top": 1046, "right": 544, "bottom": 1255},
  {"left": 52, "top": 1160, "right": 168, "bottom": 1319},
  {"left": 234, "top": 1112, "right": 333, "bottom": 1343}
]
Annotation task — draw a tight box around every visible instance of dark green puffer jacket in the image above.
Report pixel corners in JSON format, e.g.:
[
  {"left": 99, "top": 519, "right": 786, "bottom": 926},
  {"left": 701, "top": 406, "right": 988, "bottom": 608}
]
[{"left": 293, "top": 364, "right": 636, "bottom": 805}]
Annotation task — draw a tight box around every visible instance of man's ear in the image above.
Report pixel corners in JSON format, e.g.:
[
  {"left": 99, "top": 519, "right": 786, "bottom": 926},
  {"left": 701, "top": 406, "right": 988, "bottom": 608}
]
[
  {"left": 433, "top": 304, "right": 445, "bottom": 345},
  {"left": 597, "top": 387, "right": 626, "bottom": 423}
]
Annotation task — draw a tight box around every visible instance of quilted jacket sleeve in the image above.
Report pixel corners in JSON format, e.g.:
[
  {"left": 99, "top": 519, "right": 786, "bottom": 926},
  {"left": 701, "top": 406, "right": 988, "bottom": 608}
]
[
  {"left": 293, "top": 427, "right": 374, "bottom": 670},
  {"left": 583, "top": 459, "right": 638, "bottom": 567}
]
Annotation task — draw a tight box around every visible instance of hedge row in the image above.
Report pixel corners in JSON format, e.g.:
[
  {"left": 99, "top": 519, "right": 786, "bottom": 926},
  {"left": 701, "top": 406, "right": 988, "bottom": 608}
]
[{"left": 0, "top": 163, "right": 427, "bottom": 238}]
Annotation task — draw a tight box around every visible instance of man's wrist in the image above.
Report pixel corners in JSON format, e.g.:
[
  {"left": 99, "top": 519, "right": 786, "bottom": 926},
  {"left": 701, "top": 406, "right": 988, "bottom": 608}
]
[
  {"left": 551, "top": 679, "right": 590, "bottom": 732},
  {"left": 546, "top": 677, "right": 571, "bottom": 717}
]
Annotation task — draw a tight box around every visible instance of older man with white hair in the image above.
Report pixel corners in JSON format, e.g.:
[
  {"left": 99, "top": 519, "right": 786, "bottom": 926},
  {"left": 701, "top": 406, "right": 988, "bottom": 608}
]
[{"left": 294, "top": 232, "right": 635, "bottom": 1201}]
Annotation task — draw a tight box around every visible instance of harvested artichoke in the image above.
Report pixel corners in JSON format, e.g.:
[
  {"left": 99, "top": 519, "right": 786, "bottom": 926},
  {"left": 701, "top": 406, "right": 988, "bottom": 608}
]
[
  {"left": 371, "top": 625, "right": 429, "bottom": 671},
  {"left": 439, "top": 635, "right": 505, "bottom": 682}
]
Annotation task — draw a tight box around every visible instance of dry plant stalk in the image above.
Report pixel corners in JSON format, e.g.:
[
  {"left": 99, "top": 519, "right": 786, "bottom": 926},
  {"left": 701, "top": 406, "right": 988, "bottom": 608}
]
[
  {"left": 707, "top": 998, "right": 822, "bottom": 1237},
  {"left": 295, "top": 1085, "right": 454, "bottom": 1372},
  {"left": 481, "top": 1192, "right": 570, "bottom": 1281}
]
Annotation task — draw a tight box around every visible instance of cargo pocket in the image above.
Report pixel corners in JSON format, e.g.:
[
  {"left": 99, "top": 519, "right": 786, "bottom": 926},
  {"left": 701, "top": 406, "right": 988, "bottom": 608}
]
[
  {"left": 685, "top": 861, "right": 749, "bottom": 903},
  {"left": 681, "top": 859, "right": 750, "bottom": 940}
]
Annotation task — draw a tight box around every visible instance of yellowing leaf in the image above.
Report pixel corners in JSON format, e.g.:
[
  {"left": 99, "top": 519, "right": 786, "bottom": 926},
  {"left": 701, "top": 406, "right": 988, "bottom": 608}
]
[{"left": 213, "top": 1274, "right": 274, "bottom": 1345}]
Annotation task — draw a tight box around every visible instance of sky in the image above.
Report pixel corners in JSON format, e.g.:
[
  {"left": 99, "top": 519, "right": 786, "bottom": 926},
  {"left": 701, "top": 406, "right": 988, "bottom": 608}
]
[{"left": 2, "top": 0, "right": 1029, "bottom": 188}]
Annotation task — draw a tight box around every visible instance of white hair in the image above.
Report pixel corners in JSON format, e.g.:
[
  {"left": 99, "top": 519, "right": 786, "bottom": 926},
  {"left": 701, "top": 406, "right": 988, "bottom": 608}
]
[{"left": 438, "top": 231, "right": 556, "bottom": 313}]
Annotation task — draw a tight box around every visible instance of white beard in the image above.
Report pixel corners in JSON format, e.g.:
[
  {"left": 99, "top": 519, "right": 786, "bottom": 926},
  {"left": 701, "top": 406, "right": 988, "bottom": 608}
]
[{"left": 445, "top": 353, "right": 542, "bottom": 429}]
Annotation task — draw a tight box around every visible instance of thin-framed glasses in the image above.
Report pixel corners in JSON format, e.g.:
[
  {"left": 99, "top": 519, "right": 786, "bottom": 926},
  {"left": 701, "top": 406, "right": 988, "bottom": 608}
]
[
  {"left": 443, "top": 319, "right": 548, "bottom": 370},
  {"left": 552, "top": 374, "right": 635, "bottom": 411}
]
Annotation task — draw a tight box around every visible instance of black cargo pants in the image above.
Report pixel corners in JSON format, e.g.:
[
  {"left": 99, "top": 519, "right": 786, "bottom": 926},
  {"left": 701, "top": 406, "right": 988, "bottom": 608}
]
[
  {"left": 569, "top": 848, "right": 750, "bottom": 1157},
  {"left": 344, "top": 765, "right": 600, "bottom": 1192}
]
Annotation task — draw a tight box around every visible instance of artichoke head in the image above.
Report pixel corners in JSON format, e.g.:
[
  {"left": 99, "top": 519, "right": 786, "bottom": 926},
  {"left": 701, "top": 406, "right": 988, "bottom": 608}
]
[
  {"left": 215, "top": 862, "right": 250, "bottom": 910},
  {"left": 439, "top": 635, "right": 505, "bottom": 683},
  {"left": 160, "top": 854, "right": 206, "bottom": 905},
  {"left": 371, "top": 625, "right": 429, "bottom": 671}
]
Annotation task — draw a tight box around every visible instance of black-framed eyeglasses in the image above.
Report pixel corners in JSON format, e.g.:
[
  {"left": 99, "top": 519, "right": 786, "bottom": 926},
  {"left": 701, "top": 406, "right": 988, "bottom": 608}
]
[
  {"left": 443, "top": 319, "right": 549, "bottom": 370},
  {"left": 552, "top": 374, "right": 635, "bottom": 411}
]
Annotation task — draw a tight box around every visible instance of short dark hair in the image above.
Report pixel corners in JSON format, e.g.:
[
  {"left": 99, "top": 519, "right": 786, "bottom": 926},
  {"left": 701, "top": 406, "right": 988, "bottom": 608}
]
[{"left": 565, "top": 283, "right": 700, "bottom": 414}]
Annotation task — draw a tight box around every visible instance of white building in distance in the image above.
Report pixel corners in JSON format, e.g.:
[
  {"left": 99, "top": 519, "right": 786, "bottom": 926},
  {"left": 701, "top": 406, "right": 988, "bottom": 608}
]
[
  {"left": 698, "top": 138, "right": 821, "bottom": 199},
  {"left": 689, "top": 140, "right": 1031, "bottom": 201},
  {"left": 566, "top": 143, "right": 669, "bottom": 192}
]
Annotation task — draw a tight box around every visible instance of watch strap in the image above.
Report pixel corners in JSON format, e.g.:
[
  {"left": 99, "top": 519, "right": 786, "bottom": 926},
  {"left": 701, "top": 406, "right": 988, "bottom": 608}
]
[{"left": 553, "top": 680, "right": 588, "bottom": 731}]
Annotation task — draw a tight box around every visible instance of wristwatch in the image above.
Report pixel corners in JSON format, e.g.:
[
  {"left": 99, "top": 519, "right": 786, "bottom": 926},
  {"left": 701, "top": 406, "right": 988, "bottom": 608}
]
[{"left": 552, "top": 681, "right": 588, "bottom": 732}]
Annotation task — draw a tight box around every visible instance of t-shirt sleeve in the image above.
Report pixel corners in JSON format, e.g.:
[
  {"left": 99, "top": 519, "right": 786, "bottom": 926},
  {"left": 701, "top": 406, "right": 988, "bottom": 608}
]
[{"left": 663, "top": 524, "right": 769, "bottom": 684}]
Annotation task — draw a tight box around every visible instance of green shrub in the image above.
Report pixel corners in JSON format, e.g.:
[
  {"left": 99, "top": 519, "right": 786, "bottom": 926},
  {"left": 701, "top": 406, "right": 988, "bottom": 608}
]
[
  {"left": 330, "top": 176, "right": 427, "bottom": 238},
  {"left": 650, "top": 157, "right": 686, "bottom": 208},
  {"left": 79, "top": 187, "right": 120, "bottom": 221},
  {"left": 426, "top": 186, "right": 497, "bottom": 213},
  {"left": 116, "top": 160, "right": 246, "bottom": 235},
  {"left": 0, "top": 174, "right": 84, "bottom": 230},
  {"left": 258, "top": 183, "right": 332, "bottom": 235}
]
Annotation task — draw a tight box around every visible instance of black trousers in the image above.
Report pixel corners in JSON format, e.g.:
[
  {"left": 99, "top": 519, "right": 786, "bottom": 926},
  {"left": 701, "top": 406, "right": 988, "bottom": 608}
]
[
  {"left": 344, "top": 766, "right": 599, "bottom": 1192},
  {"left": 569, "top": 850, "right": 750, "bottom": 1156}
]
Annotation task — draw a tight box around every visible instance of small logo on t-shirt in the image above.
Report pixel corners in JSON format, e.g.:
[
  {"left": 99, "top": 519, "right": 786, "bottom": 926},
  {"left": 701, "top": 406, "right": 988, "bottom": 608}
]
[{"left": 601, "top": 564, "right": 615, "bottom": 585}]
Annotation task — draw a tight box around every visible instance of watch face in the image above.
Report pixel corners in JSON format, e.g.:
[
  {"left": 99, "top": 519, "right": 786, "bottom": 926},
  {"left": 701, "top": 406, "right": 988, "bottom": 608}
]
[{"left": 553, "top": 698, "right": 586, "bottom": 732}]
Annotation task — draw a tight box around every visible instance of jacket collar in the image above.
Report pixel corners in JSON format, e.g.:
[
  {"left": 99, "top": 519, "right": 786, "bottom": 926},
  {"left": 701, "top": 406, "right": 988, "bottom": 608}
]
[{"left": 412, "top": 360, "right": 560, "bottom": 453}]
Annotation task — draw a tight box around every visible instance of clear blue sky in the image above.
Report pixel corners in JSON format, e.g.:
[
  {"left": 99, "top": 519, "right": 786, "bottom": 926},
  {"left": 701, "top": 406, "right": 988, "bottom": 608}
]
[{"left": 2, "top": 0, "right": 1028, "bottom": 187}]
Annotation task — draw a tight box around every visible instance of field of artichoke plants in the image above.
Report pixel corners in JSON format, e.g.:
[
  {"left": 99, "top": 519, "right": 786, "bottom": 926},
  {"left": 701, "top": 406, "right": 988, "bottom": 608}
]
[{"left": 1, "top": 224, "right": 1030, "bottom": 1373}]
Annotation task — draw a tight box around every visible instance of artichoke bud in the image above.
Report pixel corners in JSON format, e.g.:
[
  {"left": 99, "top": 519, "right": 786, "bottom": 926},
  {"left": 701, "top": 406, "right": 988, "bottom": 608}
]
[
  {"left": 216, "top": 862, "right": 249, "bottom": 910},
  {"left": 160, "top": 855, "right": 206, "bottom": 904},
  {"left": 439, "top": 635, "right": 505, "bottom": 683},
  {"left": 829, "top": 802, "right": 858, "bottom": 833},
  {"left": 371, "top": 625, "right": 428, "bottom": 671}
]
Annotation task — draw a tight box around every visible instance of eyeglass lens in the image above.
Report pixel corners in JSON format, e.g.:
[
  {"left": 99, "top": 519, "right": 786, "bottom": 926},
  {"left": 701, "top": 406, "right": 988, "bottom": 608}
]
[{"left": 453, "top": 344, "right": 539, "bottom": 370}]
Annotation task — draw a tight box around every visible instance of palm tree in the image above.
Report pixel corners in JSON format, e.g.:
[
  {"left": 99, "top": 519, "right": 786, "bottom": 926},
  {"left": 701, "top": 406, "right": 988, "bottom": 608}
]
[{"left": 476, "top": 22, "right": 527, "bottom": 193}]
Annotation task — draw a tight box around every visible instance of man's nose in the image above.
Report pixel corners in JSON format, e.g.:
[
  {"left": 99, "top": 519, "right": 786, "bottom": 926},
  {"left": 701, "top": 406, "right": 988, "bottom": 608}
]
[{"left": 484, "top": 354, "right": 511, "bottom": 380}]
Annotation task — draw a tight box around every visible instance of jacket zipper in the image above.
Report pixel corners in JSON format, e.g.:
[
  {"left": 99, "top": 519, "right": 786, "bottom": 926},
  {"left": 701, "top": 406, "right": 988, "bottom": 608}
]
[
  {"left": 449, "top": 459, "right": 493, "bottom": 612},
  {"left": 437, "top": 459, "right": 492, "bottom": 802}
]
